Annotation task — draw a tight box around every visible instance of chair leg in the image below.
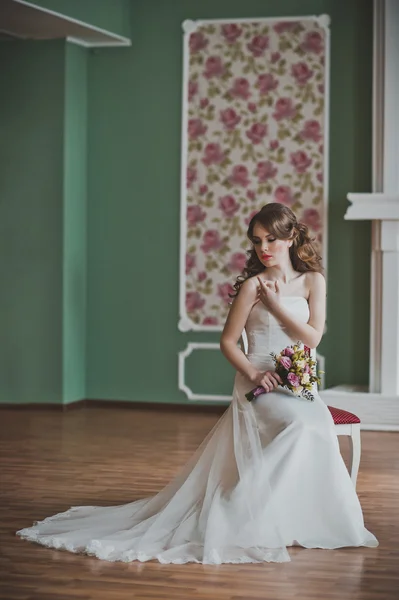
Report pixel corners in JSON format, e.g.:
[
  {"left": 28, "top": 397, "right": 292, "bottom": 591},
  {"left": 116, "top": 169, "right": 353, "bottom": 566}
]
[{"left": 348, "top": 424, "right": 361, "bottom": 487}]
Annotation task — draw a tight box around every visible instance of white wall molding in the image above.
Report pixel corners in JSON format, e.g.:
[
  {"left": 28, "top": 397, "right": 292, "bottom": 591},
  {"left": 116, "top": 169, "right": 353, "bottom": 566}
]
[
  {"left": 178, "top": 343, "right": 232, "bottom": 401},
  {"left": 345, "top": 193, "right": 399, "bottom": 220}
]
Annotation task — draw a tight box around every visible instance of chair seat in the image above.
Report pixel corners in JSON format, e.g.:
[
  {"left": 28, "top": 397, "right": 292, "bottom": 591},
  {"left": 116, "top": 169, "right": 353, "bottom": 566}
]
[{"left": 328, "top": 405, "right": 360, "bottom": 425}]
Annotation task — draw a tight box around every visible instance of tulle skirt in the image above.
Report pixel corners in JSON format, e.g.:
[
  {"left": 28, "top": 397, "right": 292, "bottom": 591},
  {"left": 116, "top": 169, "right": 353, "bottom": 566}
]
[{"left": 16, "top": 370, "right": 378, "bottom": 564}]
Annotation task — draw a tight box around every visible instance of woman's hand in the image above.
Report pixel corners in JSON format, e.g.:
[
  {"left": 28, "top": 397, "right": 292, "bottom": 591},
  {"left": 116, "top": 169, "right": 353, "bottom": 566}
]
[
  {"left": 249, "top": 369, "right": 283, "bottom": 393},
  {"left": 256, "top": 277, "right": 281, "bottom": 313}
]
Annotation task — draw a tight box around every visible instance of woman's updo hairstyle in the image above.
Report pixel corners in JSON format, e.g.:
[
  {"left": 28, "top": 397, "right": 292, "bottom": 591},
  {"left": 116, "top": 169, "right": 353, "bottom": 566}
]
[{"left": 231, "top": 202, "right": 323, "bottom": 297}]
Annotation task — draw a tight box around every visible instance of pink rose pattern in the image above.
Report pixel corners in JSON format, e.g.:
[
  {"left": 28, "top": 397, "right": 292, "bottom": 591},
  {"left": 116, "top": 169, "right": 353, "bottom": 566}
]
[{"left": 184, "top": 20, "right": 326, "bottom": 326}]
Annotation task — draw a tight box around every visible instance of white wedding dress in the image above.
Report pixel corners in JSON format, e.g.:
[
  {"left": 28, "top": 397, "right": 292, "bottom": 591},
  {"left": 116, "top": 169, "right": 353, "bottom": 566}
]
[{"left": 17, "top": 296, "right": 378, "bottom": 563}]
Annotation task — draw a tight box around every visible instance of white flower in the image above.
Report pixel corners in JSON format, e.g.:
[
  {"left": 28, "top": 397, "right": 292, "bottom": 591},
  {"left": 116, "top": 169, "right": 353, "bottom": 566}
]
[
  {"left": 296, "top": 359, "right": 306, "bottom": 369},
  {"left": 301, "top": 373, "right": 310, "bottom": 385},
  {"left": 293, "top": 385, "right": 303, "bottom": 395}
]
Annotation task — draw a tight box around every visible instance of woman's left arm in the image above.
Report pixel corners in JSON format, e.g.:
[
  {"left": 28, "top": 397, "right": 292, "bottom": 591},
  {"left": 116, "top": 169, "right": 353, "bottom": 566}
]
[{"left": 268, "top": 272, "right": 326, "bottom": 348}]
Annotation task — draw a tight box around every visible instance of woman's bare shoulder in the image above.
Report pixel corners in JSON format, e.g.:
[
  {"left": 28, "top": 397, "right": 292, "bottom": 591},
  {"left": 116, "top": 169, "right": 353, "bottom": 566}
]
[
  {"left": 239, "top": 274, "right": 261, "bottom": 294},
  {"left": 305, "top": 271, "right": 326, "bottom": 293},
  {"left": 233, "top": 275, "right": 259, "bottom": 304}
]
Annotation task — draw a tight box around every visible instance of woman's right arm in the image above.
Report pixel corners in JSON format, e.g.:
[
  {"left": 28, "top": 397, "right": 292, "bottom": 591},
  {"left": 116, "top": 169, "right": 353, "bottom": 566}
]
[{"left": 220, "top": 278, "right": 281, "bottom": 391}]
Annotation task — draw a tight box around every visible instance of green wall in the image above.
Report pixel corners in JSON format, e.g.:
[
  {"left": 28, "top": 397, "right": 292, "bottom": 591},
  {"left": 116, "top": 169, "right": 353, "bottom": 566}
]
[
  {"left": 0, "top": 39, "right": 88, "bottom": 405},
  {"left": 27, "top": 0, "right": 131, "bottom": 39},
  {"left": 0, "top": 0, "right": 373, "bottom": 406},
  {"left": 0, "top": 40, "right": 65, "bottom": 404},
  {"left": 62, "top": 43, "right": 88, "bottom": 404},
  {"left": 86, "top": 0, "right": 373, "bottom": 403}
]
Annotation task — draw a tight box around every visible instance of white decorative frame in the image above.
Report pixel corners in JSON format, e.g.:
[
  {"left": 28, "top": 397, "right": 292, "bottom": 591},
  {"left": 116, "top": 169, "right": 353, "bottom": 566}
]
[
  {"left": 178, "top": 341, "right": 325, "bottom": 401},
  {"left": 178, "top": 343, "right": 233, "bottom": 401},
  {"left": 178, "top": 14, "right": 331, "bottom": 333}
]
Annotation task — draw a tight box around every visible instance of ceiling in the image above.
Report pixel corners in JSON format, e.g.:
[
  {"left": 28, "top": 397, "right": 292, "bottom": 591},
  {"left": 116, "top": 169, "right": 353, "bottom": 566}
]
[{"left": 0, "top": 0, "right": 130, "bottom": 46}]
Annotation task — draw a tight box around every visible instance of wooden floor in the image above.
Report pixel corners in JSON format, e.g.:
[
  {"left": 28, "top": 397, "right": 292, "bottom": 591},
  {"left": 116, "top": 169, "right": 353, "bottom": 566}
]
[{"left": 0, "top": 406, "right": 398, "bottom": 600}]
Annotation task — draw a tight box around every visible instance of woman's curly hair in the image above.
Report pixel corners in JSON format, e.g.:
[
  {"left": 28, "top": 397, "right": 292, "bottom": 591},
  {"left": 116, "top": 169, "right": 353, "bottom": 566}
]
[{"left": 231, "top": 202, "right": 323, "bottom": 298}]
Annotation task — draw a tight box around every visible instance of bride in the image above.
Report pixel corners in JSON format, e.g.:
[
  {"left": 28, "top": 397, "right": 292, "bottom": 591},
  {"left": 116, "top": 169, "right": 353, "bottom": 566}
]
[{"left": 17, "top": 202, "right": 378, "bottom": 564}]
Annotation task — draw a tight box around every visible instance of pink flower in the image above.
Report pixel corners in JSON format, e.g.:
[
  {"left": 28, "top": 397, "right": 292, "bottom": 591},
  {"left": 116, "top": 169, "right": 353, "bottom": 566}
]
[
  {"left": 245, "top": 209, "right": 259, "bottom": 225},
  {"left": 269, "top": 139, "right": 279, "bottom": 150},
  {"left": 256, "top": 73, "right": 279, "bottom": 94},
  {"left": 186, "top": 291, "right": 205, "bottom": 312},
  {"left": 271, "top": 51, "right": 281, "bottom": 63},
  {"left": 185, "top": 253, "right": 196, "bottom": 274},
  {"left": 302, "top": 208, "right": 322, "bottom": 231},
  {"left": 188, "top": 118, "right": 207, "bottom": 139},
  {"left": 287, "top": 372, "right": 300, "bottom": 387},
  {"left": 220, "top": 108, "right": 241, "bottom": 130},
  {"left": 230, "top": 165, "right": 250, "bottom": 187},
  {"left": 247, "top": 35, "right": 269, "bottom": 57},
  {"left": 230, "top": 77, "right": 251, "bottom": 100},
  {"left": 274, "top": 21, "right": 298, "bottom": 34},
  {"left": 188, "top": 80, "right": 198, "bottom": 101},
  {"left": 302, "top": 31, "right": 324, "bottom": 54},
  {"left": 280, "top": 356, "right": 292, "bottom": 370},
  {"left": 201, "top": 230, "right": 223, "bottom": 253},
  {"left": 204, "top": 56, "right": 225, "bottom": 78},
  {"left": 219, "top": 195, "right": 240, "bottom": 217},
  {"left": 300, "top": 119, "right": 322, "bottom": 142},
  {"left": 290, "top": 150, "right": 312, "bottom": 173},
  {"left": 218, "top": 282, "right": 235, "bottom": 304},
  {"left": 283, "top": 347, "right": 295, "bottom": 357},
  {"left": 187, "top": 204, "right": 206, "bottom": 226},
  {"left": 203, "top": 316, "right": 218, "bottom": 325},
  {"left": 200, "top": 98, "right": 209, "bottom": 109},
  {"left": 247, "top": 102, "right": 257, "bottom": 113},
  {"left": 202, "top": 143, "right": 225, "bottom": 166},
  {"left": 186, "top": 167, "right": 197, "bottom": 188},
  {"left": 273, "top": 97, "right": 297, "bottom": 120},
  {"left": 197, "top": 271, "right": 207, "bottom": 282},
  {"left": 256, "top": 160, "right": 277, "bottom": 182},
  {"left": 247, "top": 189, "right": 256, "bottom": 200},
  {"left": 274, "top": 185, "right": 294, "bottom": 205},
  {"left": 221, "top": 24, "right": 242, "bottom": 43},
  {"left": 199, "top": 184, "right": 208, "bottom": 195},
  {"left": 317, "top": 172, "right": 323, "bottom": 183},
  {"left": 246, "top": 123, "right": 268, "bottom": 144},
  {"left": 228, "top": 252, "right": 247, "bottom": 272},
  {"left": 190, "top": 32, "right": 208, "bottom": 54},
  {"left": 318, "top": 144, "right": 324, "bottom": 154},
  {"left": 291, "top": 62, "right": 314, "bottom": 86},
  {"left": 304, "top": 363, "right": 311, "bottom": 373}
]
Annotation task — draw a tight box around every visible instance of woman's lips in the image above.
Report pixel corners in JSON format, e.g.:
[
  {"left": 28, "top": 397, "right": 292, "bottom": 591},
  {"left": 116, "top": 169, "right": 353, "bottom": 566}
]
[{"left": 262, "top": 254, "right": 272, "bottom": 259}]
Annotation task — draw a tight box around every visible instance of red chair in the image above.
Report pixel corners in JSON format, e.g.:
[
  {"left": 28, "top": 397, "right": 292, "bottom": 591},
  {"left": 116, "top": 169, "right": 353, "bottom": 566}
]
[{"left": 327, "top": 406, "right": 361, "bottom": 487}]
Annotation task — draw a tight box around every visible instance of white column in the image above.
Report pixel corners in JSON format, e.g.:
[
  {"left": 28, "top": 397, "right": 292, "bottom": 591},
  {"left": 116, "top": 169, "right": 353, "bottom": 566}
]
[
  {"left": 345, "top": 0, "right": 399, "bottom": 395},
  {"left": 383, "top": 0, "right": 399, "bottom": 194},
  {"left": 380, "top": 221, "right": 399, "bottom": 394},
  {"left": 379, "top": 0, "right": 399, "bottom": 394}
]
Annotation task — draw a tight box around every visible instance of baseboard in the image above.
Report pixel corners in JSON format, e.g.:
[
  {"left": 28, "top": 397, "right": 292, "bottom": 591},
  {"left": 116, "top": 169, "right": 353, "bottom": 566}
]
[
  {"left": 0, "top": 399, "right": 227, "bottom": 414},
  {"left": 320, "top": 387, "right": 399, "bottom": 431},
  {"left": 2, "top": 393, "right": 398, "bottom": 432},
  {"left": 0, "top": 399, "right": 86, "bottom": 411}
]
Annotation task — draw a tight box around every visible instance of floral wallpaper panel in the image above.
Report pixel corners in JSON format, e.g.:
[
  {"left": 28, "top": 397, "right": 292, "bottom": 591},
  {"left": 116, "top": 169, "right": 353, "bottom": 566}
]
[{"left": 182, "top": 18, "right": 328, "bottom": 329}]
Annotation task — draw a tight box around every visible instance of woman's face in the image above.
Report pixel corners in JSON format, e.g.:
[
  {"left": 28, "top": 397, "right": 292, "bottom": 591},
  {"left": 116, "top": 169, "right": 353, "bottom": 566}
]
[{"left": 251, "top": 222, "right": 292, "bottom": 268}]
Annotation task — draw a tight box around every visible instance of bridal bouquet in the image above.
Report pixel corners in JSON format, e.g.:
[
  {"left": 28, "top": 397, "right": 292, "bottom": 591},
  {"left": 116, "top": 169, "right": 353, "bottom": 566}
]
[{"left": 245, "top": 343, "right": 322, "bottom": 402}]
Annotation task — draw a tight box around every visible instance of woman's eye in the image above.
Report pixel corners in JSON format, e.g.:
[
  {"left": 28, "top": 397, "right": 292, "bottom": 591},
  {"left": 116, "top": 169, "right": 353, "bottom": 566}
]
[{"left": 268, "top": 238, "right": 276, "bottom": 243}]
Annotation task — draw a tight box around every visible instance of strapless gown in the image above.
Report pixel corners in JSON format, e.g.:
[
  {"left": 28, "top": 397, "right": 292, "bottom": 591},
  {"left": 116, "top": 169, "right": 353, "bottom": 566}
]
[{"left": 16, "top": 296, "right": 378, "bottom": 563}]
